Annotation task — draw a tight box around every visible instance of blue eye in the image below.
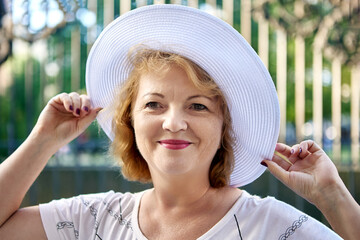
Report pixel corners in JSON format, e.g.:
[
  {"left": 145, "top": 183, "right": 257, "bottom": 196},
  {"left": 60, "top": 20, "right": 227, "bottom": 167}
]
[
  {"left": 191, "top": 103, "right": 208, "bottom": 111},
  {"left": 145, "top": 102, "right": 161, "bottom": 109}
]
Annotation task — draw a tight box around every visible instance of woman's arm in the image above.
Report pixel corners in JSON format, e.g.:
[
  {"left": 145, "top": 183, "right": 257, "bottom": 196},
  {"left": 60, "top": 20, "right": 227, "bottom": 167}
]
[
  {"left": 314, "top": 177, "right": 360, "bottom": 240},
  {"left": 0, "top": 206, "right": 47, "bottom": 239},
  {"left": 0, "top": 93, "right": 100, "bottom": 236},
  {"left": 262, "top": 140, "right": 360, "bottom": 240},
  {"left": 0, "top": 128, "right": 58, "bottom": 227}
]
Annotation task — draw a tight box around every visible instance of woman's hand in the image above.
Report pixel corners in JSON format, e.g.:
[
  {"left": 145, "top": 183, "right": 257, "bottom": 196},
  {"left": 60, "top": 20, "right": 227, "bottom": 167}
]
[
  {"left": 262, "top": 140, "right": 340, "bottom": 205},
  {"left": 262, "top": 140, "right": 360, "bottom": 239},
  {"left": 0, "top": 92, "right": 101, "bottom": 233},
  {"left": 31, "top": 92, "right": 102, "bottom": 150}
]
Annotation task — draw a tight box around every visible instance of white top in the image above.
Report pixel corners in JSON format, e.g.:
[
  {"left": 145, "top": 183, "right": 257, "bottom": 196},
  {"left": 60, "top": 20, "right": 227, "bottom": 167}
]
[{"left": 39, "top": 190, "right": 342, "bottom": 240}]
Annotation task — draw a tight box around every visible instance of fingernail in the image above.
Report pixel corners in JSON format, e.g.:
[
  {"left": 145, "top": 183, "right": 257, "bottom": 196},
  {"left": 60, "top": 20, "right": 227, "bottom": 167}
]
[
  {"left": 76, "top": 108, "right": 80, "bottom": 115},
  {"left": 70, "top": 105, "right": 74, "bottom": 111},
  {"left": 260, "top": 161, "right": 268, "bottom": 167},
  {"left": 291, "top": 149, "right": 294, "bottom": 154},
  {"left": 84, "top": 106, "right": 89, "bottom": 112},
  {"left": 299, "top": 148, "right": 302, "bottom": 154}
]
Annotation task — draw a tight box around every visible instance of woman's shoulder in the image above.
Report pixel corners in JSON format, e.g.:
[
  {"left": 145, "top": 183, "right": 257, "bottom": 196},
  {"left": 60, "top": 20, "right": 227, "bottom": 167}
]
[
  {"left": 233, "top": 191, "right": 342, "bottom": 239},
  {"left": 236, "top": 191, "right": 311, "bottom": 223},
  {"left": 238, "top": 190, "right": 307, "bottom": 211},
  {"left": 40, "top": 190, "right": 146, "bottom": 215},
  {"left": 76, "top": 190, "right": 139, "bottom": 205},
  {"left": 39, "top": 190, "right": 148, "bottom": 239},
  {"left": 42, "top": 190, "right": 139, "bottom": 205}
]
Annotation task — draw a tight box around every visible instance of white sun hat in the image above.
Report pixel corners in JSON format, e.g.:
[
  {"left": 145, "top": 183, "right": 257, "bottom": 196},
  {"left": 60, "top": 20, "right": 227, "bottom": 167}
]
[{"left": 86, "top": 4, "right": 280, "bottom": 187}]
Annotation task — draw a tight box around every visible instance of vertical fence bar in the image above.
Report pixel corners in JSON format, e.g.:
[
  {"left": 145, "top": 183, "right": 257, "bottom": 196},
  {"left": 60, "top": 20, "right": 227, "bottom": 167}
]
[
  {"left": 313, "top": 48, "right": 323, "bottom": 146},
  {"left": 57, "top": 37, "right": 64, "bottom": 92},
  {"left": 25, "top": 43, "right": 38, "bottom": 204},
  {"left": 276, "top": 29, "right": 287, "bottom": 143},
  {"left": 155, "top": 0, "right": 165, "bottom": 4},
  {"left": 351, "top": 65, "right": 360, "bottom": 169},
  {"left": 104, "top": 0, "right": 114, "bottom": 27},
  {"left": 222, "top": 0, "right": 233, "bottom": 26},
  {"left": 294, "top": 1, "right": 305, "bottom": 142},
  {"left": 121, "top": 0, "right": 131, "bottom": 15},
  {"left": 39, "top": 43, "right": 46, "bottom": 107},
  {"left": 295, "top": 35, "right": 305, "bottom": 142},
  {"left": 75, "top": 167, "right": 84, "bottom": 195},
  {"left": 0, "top": 62, "right": 12, "bottom": 95},
  {"left": 187, "top": 0, "right": 198, "bottom": 8},
  {"left": 8, "top": 58, "right": 16, "bottom": 155},
  {"left": 257, "top": 15, "right": 269, "bottom": 69},
  {"left": 241, "top": 0, "right": 251, "bottom": 43},
  {"left": 170, "top": 0, "right": 182, "bottom": 5},
  {"left": 52, "top": 166, "right": 60, "bottom": 199},
  {"left": 97, "top": 0, "right": 104, "bottom": 35},
  {"left": 88, "top": 0, "right": 97, "bottom": 54},
  {"left": 71, "top": 27, "right": 81, "bottom": 92},
  {"left": 98, "top": 169, "right": 106, "bottom": 192},
  {"left": 25, "top": 43, "right": 33, "bottom": 135},
  {"left": 332, "top": 57, "right": 342, "bottom": 164},
  {"left": 206, "top": 0, "right": 216, "bottom": 8},
  {"left": 0, "top": 66, "right": 3, "bottom": 95},
  {"left": 269, "top": 174, "right": 278, "bottom": 197},
  {"left": 80, "top": 23, "right": 88, "bottom": 89}
]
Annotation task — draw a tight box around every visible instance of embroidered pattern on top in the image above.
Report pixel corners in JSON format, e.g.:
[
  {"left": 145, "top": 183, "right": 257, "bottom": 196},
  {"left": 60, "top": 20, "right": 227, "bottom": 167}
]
[
  {"left": 278, "top": 215, "right": 309, "bottom": 240},
  {"left": 56, "top": 221, "right": 79, "bottom": 239},
  {"left": 55, "top": 195, "right": 133, "bottom": 239},
  {"left": 79, "top": 196, "right": 132, "bottom": 230}
]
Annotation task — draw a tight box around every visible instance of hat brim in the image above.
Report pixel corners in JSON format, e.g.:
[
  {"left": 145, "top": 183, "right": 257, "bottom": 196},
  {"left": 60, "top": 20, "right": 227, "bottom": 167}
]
[{"left": 86, "top": 4, "right": 280, "bottom": 187}]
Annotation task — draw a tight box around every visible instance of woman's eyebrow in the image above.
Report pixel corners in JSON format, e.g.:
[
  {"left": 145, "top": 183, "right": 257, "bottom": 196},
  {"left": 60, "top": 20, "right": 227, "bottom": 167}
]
[
  {"left": 187, "top": 95, "right": 214, "bottom": 101},
  {"left": 142, "top": 92, "right": 164, "bottom": 98},
  {"left": 142, "top": 93, "right": 213, "bottom": 101}
]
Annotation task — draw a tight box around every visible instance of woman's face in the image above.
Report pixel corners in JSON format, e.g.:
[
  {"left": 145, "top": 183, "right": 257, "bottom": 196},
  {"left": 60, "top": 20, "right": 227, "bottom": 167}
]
[{"left": 132, "top": 65, "right": 224, "bottom": 180}]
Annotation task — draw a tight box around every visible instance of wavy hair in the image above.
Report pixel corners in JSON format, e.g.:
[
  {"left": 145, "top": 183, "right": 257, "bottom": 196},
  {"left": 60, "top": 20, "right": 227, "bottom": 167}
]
[{"left": 110, "top": 48, "right": 234, "bottom": 188}]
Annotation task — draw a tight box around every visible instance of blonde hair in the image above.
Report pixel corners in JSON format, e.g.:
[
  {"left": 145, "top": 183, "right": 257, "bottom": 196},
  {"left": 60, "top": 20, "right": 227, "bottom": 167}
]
[{"left": 111, "top": 48, "right": 234, "bottom": 188}]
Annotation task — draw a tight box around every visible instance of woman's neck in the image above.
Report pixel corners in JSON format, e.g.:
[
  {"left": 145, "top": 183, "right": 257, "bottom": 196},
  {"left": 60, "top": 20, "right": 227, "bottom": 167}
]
[
  {"left": 153, "top": 182, "right": 214, "bottom": 210},
  {"left": 139, "top": 183, "right": 242, "bottom": 240},
  {"left": 148, "top": 169, "right": 217, "bottom": 209}
]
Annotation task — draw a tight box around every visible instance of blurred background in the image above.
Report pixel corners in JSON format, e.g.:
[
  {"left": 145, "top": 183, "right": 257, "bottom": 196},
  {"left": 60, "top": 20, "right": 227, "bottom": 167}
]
[{"left": 0, "top": 0, "right": 359, "bottom": 226}]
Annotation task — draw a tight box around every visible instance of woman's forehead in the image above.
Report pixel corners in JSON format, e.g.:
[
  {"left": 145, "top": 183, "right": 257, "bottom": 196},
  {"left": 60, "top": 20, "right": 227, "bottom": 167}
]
[{"left": 136, "top": 66, "right": 215, "bottom": 97}]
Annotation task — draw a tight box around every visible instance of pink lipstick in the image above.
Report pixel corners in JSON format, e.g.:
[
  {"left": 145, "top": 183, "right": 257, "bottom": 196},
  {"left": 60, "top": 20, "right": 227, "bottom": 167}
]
[{"left": 158, "top": 139, "right": 192, "bottom": 150}]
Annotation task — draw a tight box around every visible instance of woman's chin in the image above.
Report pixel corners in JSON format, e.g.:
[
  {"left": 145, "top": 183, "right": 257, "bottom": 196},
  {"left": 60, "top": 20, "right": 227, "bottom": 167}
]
[{"left": 152, "top": 158, "right": 195, "bottom": 176}]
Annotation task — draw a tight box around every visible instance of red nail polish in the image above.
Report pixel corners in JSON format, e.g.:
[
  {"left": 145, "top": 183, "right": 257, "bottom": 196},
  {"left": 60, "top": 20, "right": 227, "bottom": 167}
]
[
  {"left": 261, "top": 161, "right": 268, "bottom": 167},
  {"left": 299, "top": 148, "right": 302, "bottom": 154},
  {"left": 84, "top": 106, "right": 89, "bottom": 112},
  {"left": 76, "top": 108, "right": 80, "bottom": 115},
  {"left": 70, "top": 105, "right": 74, "bottom": 111}
]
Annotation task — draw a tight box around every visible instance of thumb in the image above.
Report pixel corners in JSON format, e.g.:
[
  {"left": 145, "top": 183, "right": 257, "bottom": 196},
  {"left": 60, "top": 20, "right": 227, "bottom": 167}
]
[
  {"left": 78, "top": 107, "right": 102, "bottom": 130},
  {"left": 262, "top": 159, "right": 290, "bottom": 186}
]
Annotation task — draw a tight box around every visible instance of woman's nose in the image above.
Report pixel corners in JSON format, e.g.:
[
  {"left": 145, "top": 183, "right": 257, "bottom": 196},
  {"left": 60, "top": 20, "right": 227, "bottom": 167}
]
[{"left": 162, "top": 108, "right": 187, "bottom": 132}]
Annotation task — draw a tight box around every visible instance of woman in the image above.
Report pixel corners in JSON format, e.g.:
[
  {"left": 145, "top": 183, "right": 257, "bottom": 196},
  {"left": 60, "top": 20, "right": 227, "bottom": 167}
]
[{"left": 0, "top": 4, "right": 358, "bottom": 240}]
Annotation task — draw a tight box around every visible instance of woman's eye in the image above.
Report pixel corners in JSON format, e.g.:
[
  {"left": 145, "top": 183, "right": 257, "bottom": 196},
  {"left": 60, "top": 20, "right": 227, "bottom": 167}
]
[
  {"left": 190, "top": 103, "right": 208, "bottom": 111},
  {"left": 145, "top": 102, "right": 161, "bottom": 109}
]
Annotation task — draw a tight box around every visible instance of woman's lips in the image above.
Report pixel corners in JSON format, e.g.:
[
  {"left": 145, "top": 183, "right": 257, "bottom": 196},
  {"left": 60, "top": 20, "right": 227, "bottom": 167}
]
[{"left": 158, "top": 139, "right": 192, "bottom": 150}]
